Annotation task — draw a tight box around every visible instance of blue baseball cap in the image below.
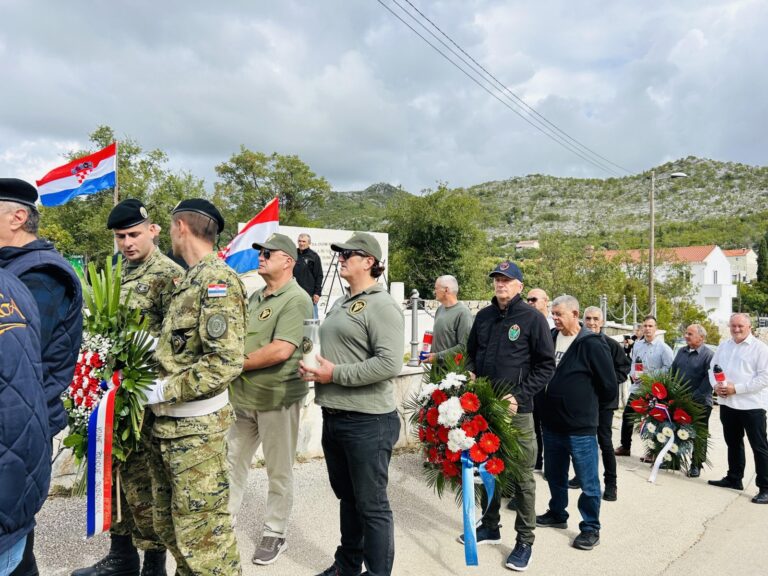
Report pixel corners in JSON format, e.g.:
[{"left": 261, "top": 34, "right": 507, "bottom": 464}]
[{"left": 489, "top": 261, "right": 523, "bottom": 282}]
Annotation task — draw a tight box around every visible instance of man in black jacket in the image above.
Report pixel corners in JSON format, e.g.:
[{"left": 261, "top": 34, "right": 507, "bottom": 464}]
[
  {"left": 536, "top": 296, "right": 616, "bottom": 552},
  {"left": 293, "top": 233, "right": 323, "bottom": 317},
  {"left": 569, "top": 306, "right": 630, "bottom": 501},
  {"left": 0, "top": 178, "right": 83, "bottom": 576},
  {"left": 462, "top": 261, "right": 556, "bottom": 572}
]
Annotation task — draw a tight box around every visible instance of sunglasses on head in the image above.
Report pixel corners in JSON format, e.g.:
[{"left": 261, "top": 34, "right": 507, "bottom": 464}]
[
  {"left": 526, "top": 297, "right": 538, "bottom": 303},
  {"left": 339, "top": 249, "right": 369, "bottom": 259}
]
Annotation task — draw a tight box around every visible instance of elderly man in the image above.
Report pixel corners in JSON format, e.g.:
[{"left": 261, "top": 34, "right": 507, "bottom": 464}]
[
  {"left": 526, "top": 287, "right": 553, "bottom": 477},
  {"left": 423, "top": 275, "right": 472, "bottom": 364},
  {"left": 569, "top": 307, "right": 630, "bottom": 501},
  {"left": 670, "top": 324, "right": 715, "bottom": 478},
  {"left": 537, "top": 296, "right": 616, "bottom": 551},
  {"left": 615, "top": 315, "right": 673, "bottom": 457},
  {"left": 708, "top": 314, "right": 768, "bottom": 504},
  {"left": 0, "top": 178, "right": 83, "bottom": 576},
  {"left": 228, "top": 233, "right": 312, "bottom": 565},
  {"left": 293, "top": 233, "right": 323, "bottom": 317},
  {"left": 462, "top": 262, "right": 556, "bottom": 572}
]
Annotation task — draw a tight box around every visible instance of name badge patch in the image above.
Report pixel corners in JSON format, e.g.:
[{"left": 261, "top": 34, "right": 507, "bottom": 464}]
[
  {"left": 508, "top": 324, "right": 521, "bottom": 341},
  {"left": 207, "top": 283, "right": 228, "bottom": 298}
]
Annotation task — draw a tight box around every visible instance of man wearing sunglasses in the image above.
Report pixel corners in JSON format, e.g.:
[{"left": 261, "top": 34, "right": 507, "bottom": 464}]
[{"left": 228, "top": 233, "right": 313, "bottom": 566}]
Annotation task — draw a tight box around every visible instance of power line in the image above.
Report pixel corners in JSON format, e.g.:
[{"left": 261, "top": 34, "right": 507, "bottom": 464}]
[{"left": 376, "top": 0, "right": 628, "bottom": 177}]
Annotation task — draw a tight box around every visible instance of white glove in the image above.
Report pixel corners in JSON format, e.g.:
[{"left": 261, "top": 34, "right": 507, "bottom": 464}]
[{"left": 143, "top": 378, "right": 167, "bottom": 405}]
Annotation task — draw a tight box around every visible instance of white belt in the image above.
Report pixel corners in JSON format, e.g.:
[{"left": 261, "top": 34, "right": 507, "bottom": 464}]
[{"left": 151, "top": 390, "right": 230, "bottom": 418}]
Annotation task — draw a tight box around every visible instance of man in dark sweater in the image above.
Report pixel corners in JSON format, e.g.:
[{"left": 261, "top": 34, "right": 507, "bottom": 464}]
[
  {"left": 536, "top": 296, "right": 616, "bottom": 552},
  {"left": 462, "top": 261, "right": 556, "bottom": 572},
  {"left": 293, "top": 233, "right": 323, "bottom": 317}
]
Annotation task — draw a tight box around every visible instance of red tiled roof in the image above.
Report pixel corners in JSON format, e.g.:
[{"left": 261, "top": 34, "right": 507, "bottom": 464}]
[
  {"left": 603, "top": 245, "right": 717, "bottom": 264},
  {"left": 723, "top": 248, "right": 751, "bottom": 257}
]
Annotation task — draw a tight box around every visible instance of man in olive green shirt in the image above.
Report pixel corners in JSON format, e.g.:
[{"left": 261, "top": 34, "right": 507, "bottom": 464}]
[
  {"left": 423, "top": 274, "right": 472, "bottom": 364},
  {"left": 228, "top": 233, "right": 312, "bottom": 566}
]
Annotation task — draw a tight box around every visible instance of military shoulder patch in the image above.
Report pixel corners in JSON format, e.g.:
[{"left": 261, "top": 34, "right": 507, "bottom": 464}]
[
  {"left": 349, "top": 300, "right": 367, "bottom": 315},
  {"left": 258, "top": 308, "right": 273, "bottom": 321},
  {"left": 206, "top": 314, "right": 228, "bottom": 338},
  {"left": 508, "top": 324, "right": 521, "bottom": 341},
  {"left": 207, "top": 283, "right": 227, "bottom": 298},
  {"left": 136, "top": 283, "right": 150, "bottom": 294}
]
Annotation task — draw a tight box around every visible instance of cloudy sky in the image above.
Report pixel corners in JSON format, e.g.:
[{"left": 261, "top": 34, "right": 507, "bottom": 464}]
[{"left": 1, "top": 0, "right": 765, "bottom": 193}]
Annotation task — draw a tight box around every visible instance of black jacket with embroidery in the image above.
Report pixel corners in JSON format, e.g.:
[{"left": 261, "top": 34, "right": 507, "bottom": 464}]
[{"left": 466, "top": 294, "right": 555, "bottom": 413}]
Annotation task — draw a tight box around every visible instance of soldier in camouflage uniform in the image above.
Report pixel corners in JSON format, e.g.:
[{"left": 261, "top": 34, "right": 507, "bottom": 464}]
[
  {"left": 142, "top": 199, "right": 245, "bottom": 576},
  {"left": 73, "top": 199, "right": 182, "bottom": 576}
]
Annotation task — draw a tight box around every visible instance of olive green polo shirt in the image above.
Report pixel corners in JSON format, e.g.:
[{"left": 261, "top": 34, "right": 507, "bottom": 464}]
[
  {"left": 315, "top": 283, "right": 404, "bottom": 414},
  {"left": 230, "top": 277, "right": 313, "bottom": 411}
]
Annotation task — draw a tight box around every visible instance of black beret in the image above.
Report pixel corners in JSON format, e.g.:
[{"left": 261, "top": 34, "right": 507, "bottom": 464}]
[
  {"left": 0, "top": 178, "right": 38, "bottom": 208},
  {"left": 172, "top": 198, "right": 225, "bottom": 234},
  {"left": 107, "top": 198, "right": 149, "bottom": 230}
]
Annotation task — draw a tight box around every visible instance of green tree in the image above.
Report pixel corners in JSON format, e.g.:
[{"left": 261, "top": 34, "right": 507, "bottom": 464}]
[
  {"left": 39, "top": 126, "right": 203, "bottom": 264},
  {"left": 386, "top": 185, "right": 489, "bottom": 299},
  {"left": 757, "top": 235, "right": 768, "bottom": 283},
  {"left": 212, "top": 147, "right": 331, "bottom": 235}
]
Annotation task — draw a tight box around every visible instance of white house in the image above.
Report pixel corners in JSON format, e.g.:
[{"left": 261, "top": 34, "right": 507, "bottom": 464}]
[
  {"left": 723, "top": 248, "right": 757, "bottom": 283},
  {"left": 603, "top": 244, "right": 736, "bottom": 325}
]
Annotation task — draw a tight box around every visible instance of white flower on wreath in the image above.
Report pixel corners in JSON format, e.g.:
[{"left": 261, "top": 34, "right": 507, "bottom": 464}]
[
  {"left": 662, "top": 426, "right": 674, "bottom": 438},
  {"left": 677, "top": 428, "right": 690, "bottom": 441},
  {"left": 646, "top": 422, "right": 657, "bottom": 434},
  {"left": 438, "top": 397, "right": 464, "bottom": 427},
  {"left": 669, "top": 443, "right": 679, "bottom": 454},
  {"left": 439, "top": 372, "right": 467, "bottom": 390},
  {"left": 418, "top": 383, "right": 438, "bottom": 401},
  {"left": 447, "top": 427, "right": 475, "bottom": 452},
  {"left": 656, "top": 433, "right": 666, "bottom": 443},
  {"left": 664, "top": 453, "right": 673, "bottom": 462}
]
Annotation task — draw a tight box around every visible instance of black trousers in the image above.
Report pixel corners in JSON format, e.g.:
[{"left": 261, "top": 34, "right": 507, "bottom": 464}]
[
  {"left": 321, "top": 409, "right": 400, "bottom": 576},
  {"left": 597, "top": 408, "right": 617, "bottom": 486},
  {"left": 720, "top": 405, "right": 768, "bottom": 489},
  {"left": 619, "top": 403, "right": 635, "bottom": 450},
  {"left": 532, "top": 390, "right": 544, "bottom": 469}
]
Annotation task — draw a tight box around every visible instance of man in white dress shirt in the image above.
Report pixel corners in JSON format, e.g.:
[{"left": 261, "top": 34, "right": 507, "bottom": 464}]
[{"left": 708, "top": 313, "right": 768, "bottom": 504}]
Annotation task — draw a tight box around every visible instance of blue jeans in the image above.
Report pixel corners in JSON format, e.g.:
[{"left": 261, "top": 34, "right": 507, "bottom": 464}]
[
  {"left": 0, "top": 536, "right": 26, "bottom": 576},
  {"left": 322, "top": 409, "right": 400, "bottom": 576},
  {"left": 543, "top": 428, "right": 601, "bottom": 533}
]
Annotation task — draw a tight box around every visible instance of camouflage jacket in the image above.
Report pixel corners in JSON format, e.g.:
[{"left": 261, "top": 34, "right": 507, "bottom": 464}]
[
  {"left": 121, "top": 248, "right": 183, "bottom": 337},
  {"left": 153, "top": 252, "right": 246, "bottom": 438}
]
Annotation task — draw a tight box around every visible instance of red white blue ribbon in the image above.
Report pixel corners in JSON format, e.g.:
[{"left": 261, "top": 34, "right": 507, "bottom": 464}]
[
  {"left": 461, "top": 451, "right": 496, "bottom": 566},
  {"left": 86, "top": 374, "right": 119, "bottom": 538}
]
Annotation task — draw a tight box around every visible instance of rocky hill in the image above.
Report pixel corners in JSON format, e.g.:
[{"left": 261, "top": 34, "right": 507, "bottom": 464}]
[{"left": 312, "top": 157, "right": 768, "bottom": 250}]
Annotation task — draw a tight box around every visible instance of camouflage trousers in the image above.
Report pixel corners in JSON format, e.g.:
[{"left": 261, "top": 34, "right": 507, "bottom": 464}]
[
  {"left": 149, "top": 431, "right": 241, "bottom": 576},
  {"left": 111, "top": 415, "right": 165, "bottom": 551}
]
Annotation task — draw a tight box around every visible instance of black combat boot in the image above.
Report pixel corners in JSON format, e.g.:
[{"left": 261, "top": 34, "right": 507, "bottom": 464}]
[
  {"left": 71, "top": 534, "right": 140, "bottom": 576},
  {"left": 140, "top": 550, "right": 167, "bottom": 576}
]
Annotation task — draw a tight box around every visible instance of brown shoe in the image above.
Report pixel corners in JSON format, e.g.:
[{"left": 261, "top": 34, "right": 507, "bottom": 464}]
[{"left": 614, "top": 446, "right": 631, "bottom": 457}]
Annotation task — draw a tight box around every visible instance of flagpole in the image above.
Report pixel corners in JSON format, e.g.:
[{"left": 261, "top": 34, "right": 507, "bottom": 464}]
[{"left": 113, "top": 141, "right": 119, "bottom": 254}]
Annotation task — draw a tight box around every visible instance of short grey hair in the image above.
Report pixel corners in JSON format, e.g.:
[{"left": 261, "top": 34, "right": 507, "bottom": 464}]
[
  {"left": 688, "top": 323, "right": 707, "bottom": 339},
  {"left": 730, "top": 313, "right": 752, "bottom": 326},
  {"left": 583, "top": 306, "right": 603, "bottom": 321},
  {"left": 552, "top": 294, "right": 579, "bottom": 312},
  {"left": 0, "top": 200, "right": 40, "bottom": 235},
  {"left": 436, "top": 275, "right": 459, "bottom": 295},
  {"left": 298, "top": 233, "right": 311, "bottom": 243}
]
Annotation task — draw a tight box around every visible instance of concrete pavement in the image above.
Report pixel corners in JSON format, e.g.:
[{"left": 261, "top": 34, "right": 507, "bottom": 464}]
[{"left": 35, "top": 409, "right": 767, "bottom": 575}]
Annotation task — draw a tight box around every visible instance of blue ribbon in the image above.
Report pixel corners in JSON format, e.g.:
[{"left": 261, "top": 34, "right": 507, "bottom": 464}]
[{"left": 461, "top": 451, "right": 496, "bottom": 566}]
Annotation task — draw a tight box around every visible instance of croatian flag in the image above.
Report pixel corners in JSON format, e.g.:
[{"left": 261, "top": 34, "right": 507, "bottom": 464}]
[
  {"left": 219, "top": 197, "right": 279, "bottom": 274},
  {"left": 36, "top": 143, "right": 117, "bottom": 207}
]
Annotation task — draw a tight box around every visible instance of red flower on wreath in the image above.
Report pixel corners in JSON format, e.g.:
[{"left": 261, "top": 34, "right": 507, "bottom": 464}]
[
  {"left": 445, "top": 448, "right": 462, "bottom": 462},
  {"left": 469, "top": 444, "right": 488, "bottom": 463},
  {"left": 442, "top": 460, "right": 460, "bottom": 478},
  {"left": 673, "top": 408, "right": 692, "bottom": 425},
  {"left": 472, "top": 414, "right": 489, "bottom": 432},
  {"left": 651, "top": 381, "right": 668, "bottom": 399},
  {"left": 426, "top": 408, "right": 439, "bottom": 427},
  {"left": 437, "top": 426, "right": 450, "bottom": 444},
  {"left": 418, "top": 427, "right": 427, "bottom": 442},
  {"left": 460, "top": 392, "right": 480, "bottom": 413},
  {"left": 649, "top": 407, "right": 667, "bottom": 422},
  {"left": 630, "top": 398, "right": 649, "bottom": 413},
  {"left": 461, "top": 420, "right": 479, "bottom": 438},
  {"left": 478, "top": 432, "right": 501, "bottom": 454},
  {"left": 428, "top": 447, "right": 441, "bottom": 463},
  {"left": 485, "top": 457, "right": 505, "bottom": 475},
  {"left": 454, "top": 353, "right": 463, "bottom": 364},
  {"left": 418, "top": 408, "right": 426, "bottom": 423},
  {"left": 425, "top": 427, "right": 437, "bottom": 444},
  {"left": 431, "top": 389, "right": 448, "bottom": 406}
]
